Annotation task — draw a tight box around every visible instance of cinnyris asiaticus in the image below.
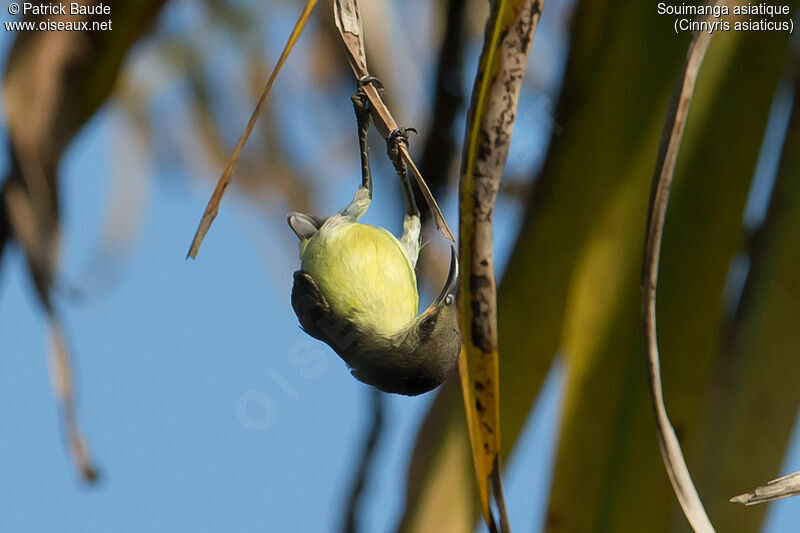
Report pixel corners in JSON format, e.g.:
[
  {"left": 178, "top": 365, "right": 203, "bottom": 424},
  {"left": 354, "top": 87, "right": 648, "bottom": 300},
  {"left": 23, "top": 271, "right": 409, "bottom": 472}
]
[{"left": 288, "top": 82, "right": 460, "bottom": 396}]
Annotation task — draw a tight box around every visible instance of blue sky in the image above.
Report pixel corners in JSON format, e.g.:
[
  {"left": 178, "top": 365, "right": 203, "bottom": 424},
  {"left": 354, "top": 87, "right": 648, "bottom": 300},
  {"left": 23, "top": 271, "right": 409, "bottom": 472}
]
[{"left": 0, "top": 102, "right": 560, "bottom": 532}]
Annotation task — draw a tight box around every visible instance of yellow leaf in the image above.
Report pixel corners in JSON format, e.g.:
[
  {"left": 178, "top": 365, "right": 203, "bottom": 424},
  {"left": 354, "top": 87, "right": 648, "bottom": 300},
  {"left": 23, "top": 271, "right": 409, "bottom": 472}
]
[{"left": 457, "top": 0, "right": 544, "bottom": 529}]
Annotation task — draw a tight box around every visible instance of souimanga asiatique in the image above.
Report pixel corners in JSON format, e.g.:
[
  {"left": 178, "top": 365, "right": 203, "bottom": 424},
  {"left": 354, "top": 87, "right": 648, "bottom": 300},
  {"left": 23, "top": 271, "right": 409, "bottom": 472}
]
[{"left": 656, "top": 2, "right": 791, "bottom": 18}]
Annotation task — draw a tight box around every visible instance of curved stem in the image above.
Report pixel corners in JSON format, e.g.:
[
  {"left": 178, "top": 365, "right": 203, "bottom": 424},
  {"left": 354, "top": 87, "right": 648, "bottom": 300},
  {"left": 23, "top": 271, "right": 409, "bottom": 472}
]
[{"left": 641, "top": 4, "right": 725, "bottom": 532}]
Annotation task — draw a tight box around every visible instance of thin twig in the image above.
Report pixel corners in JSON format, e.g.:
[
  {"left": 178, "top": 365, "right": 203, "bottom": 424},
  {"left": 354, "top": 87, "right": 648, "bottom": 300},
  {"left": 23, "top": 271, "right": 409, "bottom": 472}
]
[
  {"left": 730, "top": 471, "right": 800, "bottom": 505},
  {"left": 187, "top": 0, "right": 318, "bottom": 259},
  {"left": 333, "top": 0, "right": 454, "bottom": 242},
  {"left": 340, "top": 388, "right": 385, "bottom": 533},
  {"left": 489, "top": 457, "right": 511, "bottom": 533},
  {"left": 3, "top": 176, "right": 98, "bottom": 482},
  {"left": 641, "top": 3, "right": 724, "bottom": 532},
  {"left": 49, "top": 317, "right": 98, "bottom": 482}
]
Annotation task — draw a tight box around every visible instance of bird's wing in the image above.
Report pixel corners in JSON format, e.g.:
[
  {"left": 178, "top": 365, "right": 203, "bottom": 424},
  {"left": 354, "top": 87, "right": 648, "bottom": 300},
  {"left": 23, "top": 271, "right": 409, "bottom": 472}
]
[
  {"left": 291, "top": 271, "right": 330, "bottom": 339},
  {"left": 287, "top": 212, "right": 325, "bottom": 240},
  {"left": 291, "top": 271, "right": 361, "bottom": 353}
]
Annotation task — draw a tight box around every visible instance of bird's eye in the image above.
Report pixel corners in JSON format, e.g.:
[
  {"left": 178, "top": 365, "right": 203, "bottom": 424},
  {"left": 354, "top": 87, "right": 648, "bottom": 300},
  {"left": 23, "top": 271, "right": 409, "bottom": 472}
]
[
  {"left": 444, "top": 294, "right": 454, "bottom": 306},
  {"left": 420, "top": 316, "right": 436, "bottom": 333}
]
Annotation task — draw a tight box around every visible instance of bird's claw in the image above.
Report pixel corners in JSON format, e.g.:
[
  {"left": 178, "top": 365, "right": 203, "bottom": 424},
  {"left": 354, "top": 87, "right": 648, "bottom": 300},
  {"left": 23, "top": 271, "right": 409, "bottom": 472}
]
[
  {"left": 353, "top": 75, "right": 384, "bottom": 112},
  {"left": 351, "top": 92, "right": 370, "bottom": 120},
  {"left": 386, "top": 127, "right": 418, "bottom": 162},
  {"left": 387, "top": 127, "right": 418, "bottom": 148},
  {"left": 357, "top": 74, "right": 384, "bottom": 92},
  {"left": 353, "top": 76, "right": 384, "bottom": 121}
]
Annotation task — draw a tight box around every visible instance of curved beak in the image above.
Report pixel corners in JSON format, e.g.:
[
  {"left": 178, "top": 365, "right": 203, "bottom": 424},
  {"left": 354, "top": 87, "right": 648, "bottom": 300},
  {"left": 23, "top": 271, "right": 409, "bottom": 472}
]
[{"left": 433, "top": 245, "right": 459, "bottom": 308}]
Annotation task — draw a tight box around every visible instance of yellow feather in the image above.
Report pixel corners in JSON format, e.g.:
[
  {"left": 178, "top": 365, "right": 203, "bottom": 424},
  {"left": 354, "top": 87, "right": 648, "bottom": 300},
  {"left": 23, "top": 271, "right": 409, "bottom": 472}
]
[{"left": 299, "top": 218, "right": 418, "bottom": 336}]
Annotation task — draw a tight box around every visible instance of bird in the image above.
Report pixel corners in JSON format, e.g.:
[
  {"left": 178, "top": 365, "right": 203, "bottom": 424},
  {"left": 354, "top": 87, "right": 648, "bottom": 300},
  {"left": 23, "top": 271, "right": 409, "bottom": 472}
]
[{"left": 286, "top": 82, "right": 461, "bottom": 396}]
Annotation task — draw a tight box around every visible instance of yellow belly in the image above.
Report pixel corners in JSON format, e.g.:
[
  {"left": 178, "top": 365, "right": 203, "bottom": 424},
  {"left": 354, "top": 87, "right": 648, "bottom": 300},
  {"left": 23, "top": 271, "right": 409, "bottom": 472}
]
[{"left": 299, "top": 218, "right": 418, "bottom": 336}]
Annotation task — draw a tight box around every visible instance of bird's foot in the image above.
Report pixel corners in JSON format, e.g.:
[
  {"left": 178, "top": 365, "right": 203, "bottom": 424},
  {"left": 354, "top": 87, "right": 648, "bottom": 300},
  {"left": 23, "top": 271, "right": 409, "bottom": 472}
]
[
  {"left": 386, "top": 127, "right": 418, "bottom": 172},
  {"left": 351, "top": 89, "right": 370, "bottom": 120},
  {"left": 357, "top": 74, "right": 384, "bottom": 93},
  {"left": 351, "top": 75, "right": 384, "bottom": 116}
]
